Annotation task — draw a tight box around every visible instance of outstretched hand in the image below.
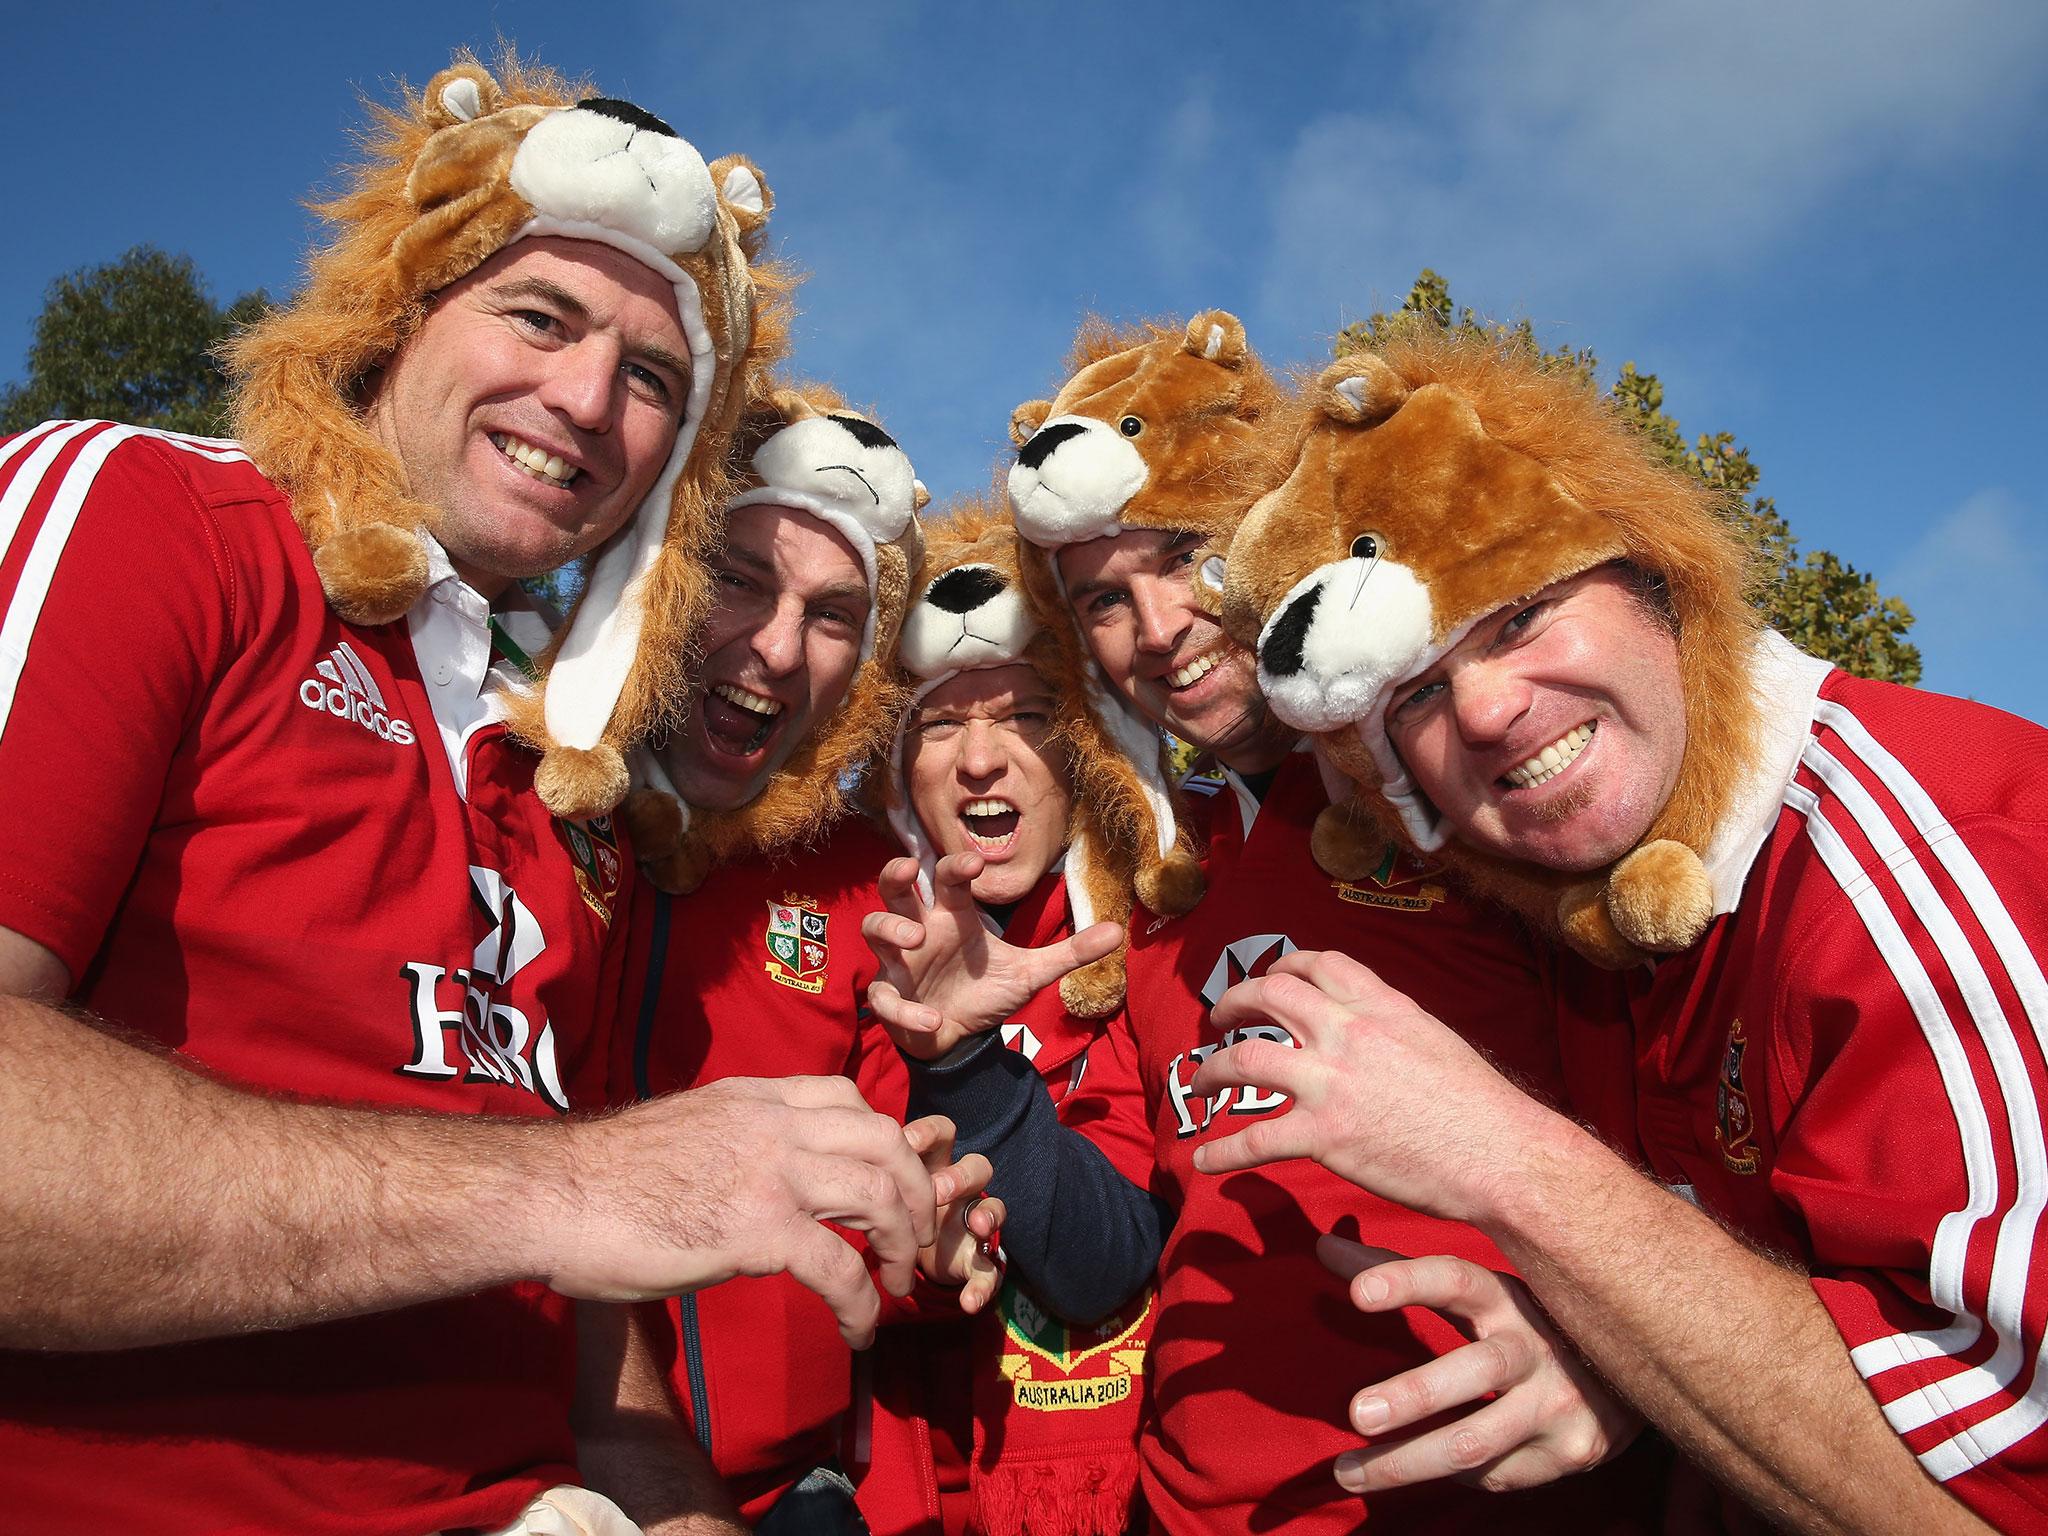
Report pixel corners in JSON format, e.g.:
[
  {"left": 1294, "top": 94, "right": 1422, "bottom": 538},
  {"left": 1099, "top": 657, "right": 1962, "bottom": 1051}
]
[
  {"left": 1187, "top": 948, "right": 1559, "bottom": 1226},
  {"left": 862, "top": 852, "right": 1122, "bottom": 1060},
  {"left": 1317, "top": 1235, "right": 1640, "bottom": 1495}
]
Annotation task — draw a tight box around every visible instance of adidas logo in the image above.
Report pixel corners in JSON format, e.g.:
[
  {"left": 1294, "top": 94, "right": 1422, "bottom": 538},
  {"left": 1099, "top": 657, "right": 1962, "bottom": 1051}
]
[{"left": 299, "top": 640, "right": 418, "bottom": 746}]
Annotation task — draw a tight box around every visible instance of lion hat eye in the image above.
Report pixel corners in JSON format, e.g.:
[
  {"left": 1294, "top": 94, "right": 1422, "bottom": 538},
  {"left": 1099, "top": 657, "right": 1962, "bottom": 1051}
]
[
  {"left": 1118, "top": 415, "right": 1144, "bottom": 438},
  {"left": 1350, "top": 531, "right": 1385, "bottom": 561}
]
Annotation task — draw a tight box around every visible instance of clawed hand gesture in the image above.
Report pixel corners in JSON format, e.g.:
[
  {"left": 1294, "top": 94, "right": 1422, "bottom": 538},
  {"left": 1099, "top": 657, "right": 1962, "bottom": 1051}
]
[{"left": 862, "top": 852, "right": 1122, "bottom": 1059}]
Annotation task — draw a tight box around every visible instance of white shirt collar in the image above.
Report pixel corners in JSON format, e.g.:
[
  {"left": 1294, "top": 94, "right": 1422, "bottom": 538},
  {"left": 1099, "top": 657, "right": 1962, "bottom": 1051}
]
[
  {"left": 405, "top": 535, "right": 557, "bottom": 798},
  {"left": 1698, "top": 630, "right": 1836, "bottom": 916}
]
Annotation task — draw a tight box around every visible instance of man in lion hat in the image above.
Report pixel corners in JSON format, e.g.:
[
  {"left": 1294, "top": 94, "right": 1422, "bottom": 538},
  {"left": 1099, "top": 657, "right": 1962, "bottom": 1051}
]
[
  {"left": 874, "top": 314, "right": 1670, "bottom": 1531},
  {"left": 0, "top": 50, "right": 950, "bottom": 1535},
  {"left": 1203, "top": 321, "right": 2047, "bottom": 1529}
]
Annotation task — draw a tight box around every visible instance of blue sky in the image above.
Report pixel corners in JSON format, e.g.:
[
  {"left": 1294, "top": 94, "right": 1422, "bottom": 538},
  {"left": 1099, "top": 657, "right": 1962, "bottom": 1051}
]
[{"left": 6, "top": 1, "right": 2044, "bottom": 718}]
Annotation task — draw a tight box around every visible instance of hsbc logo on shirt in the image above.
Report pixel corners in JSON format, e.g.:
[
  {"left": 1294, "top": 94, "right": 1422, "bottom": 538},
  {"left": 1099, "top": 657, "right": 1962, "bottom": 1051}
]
[
  {"left": 1166, "top": 932, "right": 1299, "bottom": 1138},
  {"left": 299, "top": 640, "right": 417, "bottom": 746},
  {"left": 395, "top": 866, "right": 569, "bottom": 1112}
]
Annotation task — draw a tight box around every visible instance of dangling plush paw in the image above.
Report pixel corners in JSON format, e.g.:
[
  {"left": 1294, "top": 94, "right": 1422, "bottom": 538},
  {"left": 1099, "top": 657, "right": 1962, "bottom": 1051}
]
[
  {"left": 641, "top": 833, "right": 715, "bottom": 896},
  {"left": 1606, "top": 840, "right": 1714, "bottom": 954},
  {"left": 1060, "top": 951, "right": 1127, "bottom": 1019},
  {"left": 1135, "top": 849, "right": 1205, "bottom": 917},
  {"left": 313, "top": 524, "right": 430, "bottom": 626},
  {"left": 621, "top": 787, "right": 686, "bottom": 865},
  {"left": 536, "top": 743, "right": 629, "bottom": 820},
  {"left": 1557, "top": 880, "right": 1648, "bottom": 970},
  {"left": 1309, "top": 801, "right": 1387, "bottom": 882}
]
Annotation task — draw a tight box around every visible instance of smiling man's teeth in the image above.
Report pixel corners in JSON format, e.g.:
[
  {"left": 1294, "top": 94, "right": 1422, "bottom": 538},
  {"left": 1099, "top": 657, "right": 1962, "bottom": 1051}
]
[
  {"left": 1167, "top": 649, "right": 1222, "bottom": 689},
  {"left": 491, "top": 432, "right": 575, "bottom": 488},
  {"left": 1503, "top": 722, "right": 1597, "bottom": 788},
  {"left": 712, "top": 682, "right": 782, "bottom": 717}
]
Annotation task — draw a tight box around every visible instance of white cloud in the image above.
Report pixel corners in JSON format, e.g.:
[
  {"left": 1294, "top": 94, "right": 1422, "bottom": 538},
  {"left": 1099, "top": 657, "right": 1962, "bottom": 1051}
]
[
  {"left": 1258, "top": 0, "right": 2048, "bottom": 337},
  {"left": 1885, "top": 487, "right": 2048, "bottom": 721}
]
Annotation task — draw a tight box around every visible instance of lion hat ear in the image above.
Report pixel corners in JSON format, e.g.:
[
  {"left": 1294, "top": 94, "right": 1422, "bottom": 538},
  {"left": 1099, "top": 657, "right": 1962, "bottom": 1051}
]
[
  {"left": 623, "top": 382, "right": 927, "bottom": 892},
  {"left": 226, "top": 49, "right": 790, "bottom": 820}
]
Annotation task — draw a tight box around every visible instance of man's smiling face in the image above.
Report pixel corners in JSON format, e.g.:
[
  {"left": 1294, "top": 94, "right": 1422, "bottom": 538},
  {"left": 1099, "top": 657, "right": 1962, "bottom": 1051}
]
[
  {"left": 1056, "top": 527, "right": 1292, "bottom": 773},
  {"left": 906, "top": 663, "right": 1074, "bottom": 906},
  {"left": 661, "top": 506, "right": 872, "bottom": 812},
  {"left": 362, "top": 236, "right": 693, "bottom": 599},
  {"left": 1386, "top": 566, "right": 1688, "bottom": 873}
]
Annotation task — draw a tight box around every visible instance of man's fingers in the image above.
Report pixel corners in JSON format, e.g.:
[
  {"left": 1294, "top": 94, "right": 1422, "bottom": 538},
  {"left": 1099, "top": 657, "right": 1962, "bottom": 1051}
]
[
  {"left": 903, "top": 1113, "right": 957, "bottom": 1166},
  {"left": 1190, "top": 1107, "right": 1317, "bottom": 1175},
  {"left": 930, "top": 850, "right": 986, "bottom": 908},
  {"left": 1022, "top": 921, "right": 1126, "bottom": 991},
  {"left": 1341, "top": 1253, "right": 1515, "bottom": 1332},
  {"left": 1208, "top": 971, "right": 1343, "bottom": 1044},
  {"left": 1268, "top": 947, "right": 1395, "bottom": 1005},
  {"left": 877, "top": 857, "right": 927, "bottom": 921},
  {"left": 969, "top": 1194, "right": 1006, "bottom": 1241},
  {"left": 861, "top": 909, "right": 926, "bottom": 955},
  {"left": 1333, "top": 1395, "right": 1534, "bottom": 1494},
  {"left": 1188, "top": 1034, "right": 1312, "bottom": 1107},
  {"left": 865, "top": 978, "right": 944, "bottom": 1039},
  {"left": 778, "top": 1220, "right": 883, "bottom": 1350},
  {"left": 1348, "top": 1333, "right": 1534, "bottom": 1440},
  {"left": 933, "top": 1152, "right": 992, "bottom": 1208}
]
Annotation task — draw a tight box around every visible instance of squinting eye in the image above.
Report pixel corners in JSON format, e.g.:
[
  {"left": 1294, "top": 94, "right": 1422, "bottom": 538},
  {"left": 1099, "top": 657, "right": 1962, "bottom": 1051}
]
[
  {"left": 1119, "top": 416, "right": 1144, "bottom": 438},
  {"left": 1351, "top": 532, "right": 1380, "bottom": 561}
]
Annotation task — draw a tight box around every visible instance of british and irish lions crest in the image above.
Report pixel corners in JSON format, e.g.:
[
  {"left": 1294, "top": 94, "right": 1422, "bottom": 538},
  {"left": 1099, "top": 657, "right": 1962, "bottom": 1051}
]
[{"left": 764, "top": 895, "right": 829, "bottom": 994}]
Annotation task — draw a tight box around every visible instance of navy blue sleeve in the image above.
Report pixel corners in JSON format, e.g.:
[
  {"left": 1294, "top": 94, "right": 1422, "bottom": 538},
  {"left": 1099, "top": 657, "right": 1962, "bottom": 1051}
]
[{"left": 908, "top": 1036, "right": 1170, "bottom": 1324}]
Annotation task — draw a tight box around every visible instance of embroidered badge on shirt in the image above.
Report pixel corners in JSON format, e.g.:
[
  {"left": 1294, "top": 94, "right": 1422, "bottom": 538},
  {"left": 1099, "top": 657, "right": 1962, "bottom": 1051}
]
[
  {"left": 998, "top": 1277, "right": 1152, "bottom": 1412},
  {"left": 1715, "top": 1016, "right": 1760, "bottom": 1174},
  {"left": 1331, "top": 846, "right": 1448, "bottom": 913},
  {"left": 555, "top": 813, "right": 623, "bottom": 926},
  {"left": 765, "top": 895, "right": 830, "bottom": 994}
]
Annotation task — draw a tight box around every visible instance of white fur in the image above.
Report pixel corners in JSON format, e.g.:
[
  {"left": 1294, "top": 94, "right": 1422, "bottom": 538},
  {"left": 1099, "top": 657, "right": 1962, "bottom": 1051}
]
[
  {"left": 511, "top": 105, "right": 718, "bottom": 255},
  {"left": 1008, "top": 415, "right": 1149, "bottom": 546},
  {"left": 747, "top": 415, "right": 917, "bottom": 545},
  {"left": 1256, "top": 556, "right": 1433, "bottom": 735},
  {"left": 896, "top": 566, "right": 1037, "bottom": 679}
]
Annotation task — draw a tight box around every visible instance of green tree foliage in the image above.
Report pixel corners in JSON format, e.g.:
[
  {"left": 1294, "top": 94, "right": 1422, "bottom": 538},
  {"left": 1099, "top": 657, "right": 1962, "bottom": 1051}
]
[
  {"left": 0, "top": 247, "right": 268, "bottom": 439},
  {"left": 1339, "top": 271, "right": 1920, "bottom": 684}
]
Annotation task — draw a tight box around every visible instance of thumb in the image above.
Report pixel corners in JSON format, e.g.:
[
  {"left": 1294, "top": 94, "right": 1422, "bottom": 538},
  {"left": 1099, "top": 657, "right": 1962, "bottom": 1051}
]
[{"left": 1023, "top": 921, "right": 1125, "bottom": 990}]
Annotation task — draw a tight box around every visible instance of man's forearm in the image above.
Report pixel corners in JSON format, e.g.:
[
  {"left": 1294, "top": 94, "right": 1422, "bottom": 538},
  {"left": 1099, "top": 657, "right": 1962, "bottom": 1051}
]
[
  {"left": 1, "top": 997, "right": 559, "bottom": 1348},
  {"left": 1487, "top": 1118, "right": 1988, "bottom": 1535},
  {"left": 575, "top": 1301, "right": 747, "bottom": 1534}
]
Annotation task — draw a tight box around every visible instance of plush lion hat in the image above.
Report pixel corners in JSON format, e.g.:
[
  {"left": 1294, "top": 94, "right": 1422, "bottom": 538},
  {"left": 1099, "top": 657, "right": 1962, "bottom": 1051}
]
[
  {"left": 225, "top": 49, "right": 789, "bottom": 817},
  {"left": 624, "top": 383, "right": 928, "bottom": 893},
  {"left": 1220, "top": 323, "right": 1763, "bottom": 967},
  {"left": 883, "top": 492, "right": 1138, "bottom": 1016},
  {"left": 1005, "top": 311, "right": 1300, "bottom": 920}
]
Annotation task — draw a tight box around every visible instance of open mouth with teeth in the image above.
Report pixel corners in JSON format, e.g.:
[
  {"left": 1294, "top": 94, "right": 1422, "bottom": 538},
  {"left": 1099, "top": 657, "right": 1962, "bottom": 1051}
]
[
  {"left": 702, "top": 680, "right": 785, "bottom": 757},
  {"left": 1501, "top": 721, "right": 1597, "bottom": 790},
  {"left": 1165, "top": 646, "right": 1225, "bottom": 691},
  {"left": 960, "top": 796, "right": 1022, "bottom": 851},
  {"left": 491, "top": 432, "right": 580, "bottom": 489}
]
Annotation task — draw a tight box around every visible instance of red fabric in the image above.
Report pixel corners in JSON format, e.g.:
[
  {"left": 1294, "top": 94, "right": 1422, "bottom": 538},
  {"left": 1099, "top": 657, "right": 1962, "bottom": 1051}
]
[
  {"left": 1115, "top": 753, "right": 1666, "bottom": 1534},
  {"left": 1603, "top": 670, "right": 2048, "bottom": 1530},
  {"left": 619, "top": 818, "right": 908, "bottom": 1525},
  {"left": 0, "top": 423, "right": 629, "bottom": 1533}
]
